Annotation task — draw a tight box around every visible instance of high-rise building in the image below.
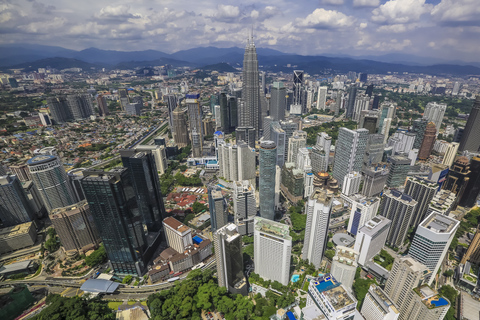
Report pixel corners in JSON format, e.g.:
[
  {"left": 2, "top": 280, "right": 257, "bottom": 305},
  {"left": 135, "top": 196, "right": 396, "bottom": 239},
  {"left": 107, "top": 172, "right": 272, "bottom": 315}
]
[
  {"left": 50, "top": 201, "right": 100, "bottom": 254},
  {"left": 346, "top": 85, "right": 357, "bottom": 119},
  {"left": 228, "top": 96, "right": 238, "bottom": 131},
  {"left": 186, "top": 93, "right": 203, "bottom": 157},
  {"left": 242, "top": 38, "right": 262, "bottom": 138},
  {"left": 458, "top": 156, "right": 480, "bottom": 208},
  {"left": 254, "top": 217, "right": 292, "bottom": 286},
  {"left": 346, "top": 194, "right": 381, "bottom": 236},
  {"left": 259, "top": 141, "right": 277, "bottom": 220},
  {"left": 360, "top": 112, "right": 379, "bottom": 134},
  {"left": 418, "top": 122, "right": 436, "bottom": 160},
  {"left": 293, "top": 70, "right": 304, "bottom": 108},
  {"left": 330, "top": 246, "right": 358, "bottom": 292},
  {"left": 303, "top": 189, "right": 332, "bottom": 268},
  {"left": 214, "top": 224, "right": 247, "bottom": 295},
  {"left": 162, "top": 216, "right": 193, "bottom": 254},
  {"left": 353, "top": 95, "right": 371, "bottom": 122},
  {"left": 411, "top": 118, "right": 428, "bottom": 149},
  {"left": 398, "top": 285, "right": 450, "bottom": 320},
  {"left": 404, "top": 177, "right": 437, "bottom": 228},
  {"left": 386, "top": 155, "right": 410, "bottom": 188},
  {"left": 442, "top": 142, "right": 459, "bottom": 167},
  {"left": 67, "top": 168, "right": 86, "bottom": 203},
  {"left": 233, "top": 180, "right": 256, "bottom": 235},
  {"left": 96, "top": 94, "right": 109, "bottom": 116},
  {"left": 219, "top": 92, "right": 229, "bottom": 133},
  {"left": 287, "top": 132, "right": 307, "bottom": 163},
  {"left": 82, "top": 169, "right": 149, "bottom": 275},
  {"left": 379, "top": 190, "right": 418, "bottom": 248},
  {"left": 316, "top": 86, "right": 327, "bottom": 110},
  {"left": 27, "top": 155, "right": 75, "bottom": 213},
  {"left": 342, "top": 171, "right": 362, "bottom": 196},
  {"left": 0, "top": 175, "right": 35, "bottom": 227},
  {"left": 165, "top": 93, "right": 180, "bottom": 133},
  {"left": 442, "top": 156, "right": 470, "bottom": 202},
  {"left": 459, "top": 95, "right": 480, "bottom": 152},
  {"left": 301, "top": 274, "right": 357, "bottom": 320},
  {"left": 426, "top": 189, "right": 456, "bottom": 216},
  {"left": 409, "top": 212, "right": 459, "bottom": 286},
  {"left": 280, "top": 163, "right": 305, "bottom": 204},
  {"left": 270, "top": 122, "right": 286, "bottom": 167},
  {"left": 361, "top": 284, "right": 400, "bottom": 320},
  {"left": 209, "top": 188, "right": 227, "bottom": 232},
  {"left": 384, "top": 256, "right": 429, "bottom": 311},
  {"left": 236, "top": 126, "right": 256, "bottom": 149},
  {"left": 452, "top": 82, "right": 460, "bottom": 96},
  {"left": 332, "top": 128, "right": 368, "bottom": 186},
  {"left": 380, "top": 118, "right": 392, "bottom": 144},
  {"left": 237, "top": 141, "right": 256, "bottom": 183},
  {"left": 47, "top": 96, "right": 71, "bottom": 124},
  {"left": 172, "top": 107, "right": 190, "bottom": 147},
  {"left": 362, "top": 166, "right": 389, "bottom": 197},
  {"left": 354, "top": 216, "right": 392, "bottom": 266},
  {"left": 8, "top": 163, "right": 31, "bottom": 182},
  {"left": 461, "top": 225, "right": 480, "bottom": 265},
  {"left": 423, "top": 102, "right": 446, "bottom": 134},
  {"left": 270, "top": 82, "right": 286, "bottom": 121},
  {"left": 66, "top": 94, "right": 94, "bottom": 120}
]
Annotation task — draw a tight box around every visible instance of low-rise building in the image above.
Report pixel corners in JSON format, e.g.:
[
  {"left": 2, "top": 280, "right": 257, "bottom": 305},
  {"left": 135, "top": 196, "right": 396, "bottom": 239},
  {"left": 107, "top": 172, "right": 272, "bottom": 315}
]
[{"left": 0, "top": 222, "right": 37, "bottom": 255}]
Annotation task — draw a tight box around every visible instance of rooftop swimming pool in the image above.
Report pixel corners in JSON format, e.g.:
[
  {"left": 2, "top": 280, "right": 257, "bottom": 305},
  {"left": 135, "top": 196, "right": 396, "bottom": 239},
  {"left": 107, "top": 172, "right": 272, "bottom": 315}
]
[
  {"left": 291, "top": 274, "right": 300, "bottom": 283},
  {"left": 431, "top": 297, "right": 449, "bottom": 307}
]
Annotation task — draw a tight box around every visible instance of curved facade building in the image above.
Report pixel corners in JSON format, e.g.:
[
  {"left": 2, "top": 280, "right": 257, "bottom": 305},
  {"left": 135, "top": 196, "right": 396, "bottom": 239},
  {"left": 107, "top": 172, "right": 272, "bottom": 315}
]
[
  {"left": 259, "top": 141, "right": 276, "bottom": 220},
  {"left": 27, "top": 155, "right": 75, "bottom": 212}
]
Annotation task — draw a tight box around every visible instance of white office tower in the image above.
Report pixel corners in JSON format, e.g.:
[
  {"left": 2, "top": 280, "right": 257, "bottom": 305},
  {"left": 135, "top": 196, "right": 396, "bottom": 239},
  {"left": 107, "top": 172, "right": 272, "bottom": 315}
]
[
  {"left": 214, "top": 224, "right": 248, "bottom": 295},
  {"left": 133, "top": 145, "right": 167, "bottom": 174},
  {"left": 287, "top": 133, "right": 307, "bottom": 163},
  {"left": 306, "top": 87, "right": 315, "bottom": 112},
  {"left": 233, "top": 180, "right": 257, "bottom": 235},
  {"left": 214, "top": 105, "right": 222, "bottom": 129},
  {"left": 408, "top": 148, "right": 419, "bottom": 165},
  {"left": 301, "top": 274, "right": 357, "bottom": 320},
  {"left": 218, "top": 141, "right": 255, "bottom": 184},
  {"left": 361, "top": 284, "right": 399, "bottom": 320},
  {"left": 452, "top": 82, "right": 460, "bottom": 96},
  {"left": 409, "top": 212, "right": 459, "bottom": 286},
  {"left": 354, "top": 216, "right": 392, "bottom": 266},
  {"left": 330, "top": 246, "right": 358, "bottom": 292},
  {"left": 384, "top": 256, "right": 449, "bottom": 320},
  {"left": 304, "top": 170, "right": 314, "bottom": 198},
  {"left": 237, "top": 141, "right": 256, "bottom": 184},
  {"left": 303, "top": 189, "right": 333, "bottom": 268},
  {"left": 342, "top": 171, "right": 362, "bottom": 196},
  {"left": 316, "top": 86, "right": 328, "bottom": 110},
  {"left": 296, "top": 147, "right": 311, "bottom": 171},
  {"left": 346, "top": 194, "right": 380, "bottom": 236},
  {"left": 388, "top": 131, "right": 416, "bottom": 154},
  {"left": 353, "top": 95, "right": 371, "bottom": 121},
  {"left": 332, "top": 128, "right": 369, "bottom": 187},
  {"left": 423, "top": 102, "right": 446, "bottom": 134},
  {"left": 311, "top": 132, "right": 332, "bottom": 173},
  {"left": 275, "top": 165, "right": 281, "bottom": 210},
  {"left": 442, "top": 142, "right": 459, "bottom": 167},
  {"left": 317, "top": 132, "right": 332, "bottom": 154},
  {"left": 254, "top": 217, "right": 292, "bottom": 286},
  {"left": 381, "top": 118, "right": 392, "bottom": 144}
]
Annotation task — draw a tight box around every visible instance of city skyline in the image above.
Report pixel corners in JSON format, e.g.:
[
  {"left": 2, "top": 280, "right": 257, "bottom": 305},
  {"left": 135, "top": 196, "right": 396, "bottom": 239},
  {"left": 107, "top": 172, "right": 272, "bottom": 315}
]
[{"left": 1, "top": 1, "right": 479, "bottom": 63}]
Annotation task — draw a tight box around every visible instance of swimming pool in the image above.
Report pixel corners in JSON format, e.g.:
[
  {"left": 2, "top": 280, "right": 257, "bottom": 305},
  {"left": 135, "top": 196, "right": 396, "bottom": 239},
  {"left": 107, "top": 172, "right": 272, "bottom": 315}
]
[
  {"left": 431, "top": 297, "right": 449, "bottom": 307},
  {"left": 291, "top": 274, "right": 300, "bottom": 282}
]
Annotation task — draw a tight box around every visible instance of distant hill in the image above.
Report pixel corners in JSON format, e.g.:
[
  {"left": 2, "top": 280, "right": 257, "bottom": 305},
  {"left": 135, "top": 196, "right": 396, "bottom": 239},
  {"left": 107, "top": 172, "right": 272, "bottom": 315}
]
[
  {"left": 200, "top": 63, "right": 238, "bottom": 73},
  {"left": 2, "top": 57, "right": 99, "bottom": 72},
  {"left": 113, "top": 57, "right": 194, "bottom": 69}
]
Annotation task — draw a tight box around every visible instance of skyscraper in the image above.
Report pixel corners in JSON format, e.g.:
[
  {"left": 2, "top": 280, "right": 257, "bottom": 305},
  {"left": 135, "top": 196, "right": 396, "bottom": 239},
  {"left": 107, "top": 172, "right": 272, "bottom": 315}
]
[
  {"left": 354, "top": 216, "right": 391, "bottom": 266},
  {"left": 209, "top": 188, "right": 227, "bottom": 232},
  {"left": 461, "top": 225, "right": 480, "bottom": 265},
  {"left": 316, "top": 86, "right": 327, "bottom": 110},
  {"left": 362, "top": 166, "right": 389, "bottom": 197},
  {"left": 120, "top": 150, "right": 165, "bottom": 232},
  {"left": 418, "top": 122, "right": 436, "bottom": 160},
  {"left": 380, "top": 189, "right": 418, "bottom": 248},
  {"left": 346, "top": 85, "right": 357, "bottom": 119},
  {"left": 219, "top": 92, "right": 229, "bottom": 133},
  {"left": 342, "top": 171, "right": 362, "bottom": 196},
  {"left": 50, "top": 201, "right": 100, "bottom": 254},
  {"left": 254, "top": 217, "right": 292, "bottom": 286},
  {"left": 270, "top": 82, "right": 286, "bottom": 121},
  {"left": 346, "top": 194, "right": 381, "bottom": 236},
  {"left": 442, "top": 142, "right": 459, "bottom": 167},
  {"left": 165, "top": 93, "right": 180, "bottom": 133},
  {"left": 172, "top": 107, "right": 190, "bottom": 147},
  {"left": 186, "top": 93, "right": 203, "bottom": 157},
  {"left": 27, "top": 155, "right": 76, "bottom": 213},
  {"left": 287, "top": 133, "right": 307, "bottom": 164},
  {"left": 162, "top": 216, "right": 193, "bottom": 254},
  {"left": 404, "top": 176, "right": 437, "bottom": 228},
  {"left": 96, "top": 94, "right": 109, "bottom": 116},
  {"left": 236, "top": 126, "right": 256, "bottom": 149},
  {"left": 409, "top": 212, "right": 459, "bottom": 286},
  {"left": 302, "top": 189, "right": 332, "bottom": 268},
  {"left": 81, "top": 168, "right": 148, "bottom": 275},
  {"left": 442, "top": 156, "right": 470, "bottom": 202},
  {"left": 332, "top": 128, "right": 369, "bottom": 186},
  {"left": 214, "top": 223, "right": 247, "bottom": 295},
  {"left": 459, "top": 95, "right": 480, "bottom": 152},
  {"left": 242, "top": 38, "right": 262, "bottom": 138},
  {"left": 66, "top": 94, "right": 94, "bottom": 120},
  {"left": 411, "top": 118, "right": 428, "bottom": 149},
  {"left": 233, "top": 180, "right": 256, "bottom": 235},
  {"left": 361, "top": 284, "right": 400, "bottom": 320},
  {"left": 270, "top": 122, "right": 286, "bottom": 167},
  {"left": 364, "top": 134, "right": 385, "bottom": 169},
  {"left": 386, "top": 155, "right": 410, "bottom": 188},
  {"left": 47, "top": 96, "right": 71, "bottom": 124},
  {"left": 330, "top": 246, "right": 358, "bottom": 292},
  {"left": 423, "top": 102, "right": 446, "bottom": 134},
  {"left": 0, "top": 175, "right": 35, "bottom": 227},
  {"left": 293, "top": 70, "right": 304, "bottom": 107},
  {"left": 259, "top": 141, "right": 277, "bottom": 220},
  {"left": 459, "top": 156, "right": 480, "bottom": 208}
]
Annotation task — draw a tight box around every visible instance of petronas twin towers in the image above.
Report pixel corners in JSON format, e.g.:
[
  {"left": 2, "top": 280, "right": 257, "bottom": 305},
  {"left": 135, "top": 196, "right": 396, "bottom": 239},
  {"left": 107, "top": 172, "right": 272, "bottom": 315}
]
[{"left": 241, "top": 37, "right": 263, "bottom": 139}]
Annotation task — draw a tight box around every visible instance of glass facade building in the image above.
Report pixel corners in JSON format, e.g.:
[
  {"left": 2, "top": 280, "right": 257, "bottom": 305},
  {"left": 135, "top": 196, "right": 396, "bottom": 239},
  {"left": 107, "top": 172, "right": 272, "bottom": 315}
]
[{"left": 259, "top": 141, "right": 277, "bottom": 220}]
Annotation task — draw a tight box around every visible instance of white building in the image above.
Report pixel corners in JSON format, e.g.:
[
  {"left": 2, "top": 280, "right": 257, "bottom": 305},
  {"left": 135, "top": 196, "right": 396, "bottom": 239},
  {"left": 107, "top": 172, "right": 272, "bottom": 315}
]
[
  {"left": 381, "top": 118, "right": 392, "bottom": 144},
  {"left": 361, "top": 284, "right": 400, "bottom": 320},
  {"left": 254, "top": 217, "right": 292, "bottom": 286},
  {"left": 330, "top": 246, "right": 358, "bottom": 293},
  {"left": 409, "top": 212, "right": 459, "bottom": 286},
  {"left": 317, "top": 86, "right": 328, "bottom": 110},
  {"left": 354, "top": 216, "right": 392, "bottom": 266},
  {"left": 287, "top": 132, "right": 306, "bottom": 163},
  {"left": 303, "top": 189, "right": 333, "bottom": 268},
  {"left": 233, "top": 180, "right": 257, "bottom": 235},
  {"left": 342, "top": 171, "right": 362, "bottom": 196},
  {"left": 442, "top": 142, "right": 459, "bottom": 167},
  {"left": 423, "top": 102, "right": 446, "bottom": 134},
  {"left": 345, "top": 194, "right": 380, "bottom": 236},
  {"left": 218, "top": 141, "right": 255, "bottom": 184},
  {"left": 162, "top": 217, "right": 193, "bottom": 254}
]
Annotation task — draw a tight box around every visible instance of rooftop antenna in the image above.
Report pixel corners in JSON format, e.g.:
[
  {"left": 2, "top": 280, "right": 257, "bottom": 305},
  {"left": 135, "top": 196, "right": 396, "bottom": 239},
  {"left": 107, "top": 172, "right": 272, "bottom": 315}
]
[{"left": 251, "top": 25, "right": 254, "bottom": 45}]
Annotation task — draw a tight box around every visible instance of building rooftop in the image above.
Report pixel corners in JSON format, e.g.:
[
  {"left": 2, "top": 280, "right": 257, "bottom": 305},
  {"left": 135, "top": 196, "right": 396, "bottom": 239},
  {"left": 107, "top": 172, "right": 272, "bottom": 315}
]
[
  {"left": 414, "top": 285, "right": 450, "bottom": 309},
  {"left": 421, "top": 212, "right": 458, "bottom": 234},
  {"left": 333, "top": 246, "right": 358, "bottom": 265},
  {"left": 163, "top": 217, "right": 191, "bottom": 234},
  {"left": 254, "top": 217, "right": 291, "bottom": 241},
  {"left": 359, "top": 216, "right": 392, "bottom": 237},
  {"left": 0, "top": 222, "right": 34, "bottom": 239},
  {"left": 80, "top": 279, "right": 119, "bottom": 293},
  {"left": 27, "top": 154, "right": 56, "bottom": 165},
  {"left": 310, "top": 188, "right": 332, "bottom": 205},
  {"left": 0, "top": 260, "right": 36, "bottom": 274},
  {"left": 311, "top": 274, "right": 355, "bottom": 312},
  {"left": 369, "top": 284, "right": 399, "bottom": 314}
]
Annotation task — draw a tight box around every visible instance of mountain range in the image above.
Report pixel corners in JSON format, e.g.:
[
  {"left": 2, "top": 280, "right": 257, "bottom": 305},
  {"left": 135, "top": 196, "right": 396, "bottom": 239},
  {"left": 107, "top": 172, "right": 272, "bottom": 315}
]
[{"left": 1, "top": 43, "right": 480, "bottom": 77}]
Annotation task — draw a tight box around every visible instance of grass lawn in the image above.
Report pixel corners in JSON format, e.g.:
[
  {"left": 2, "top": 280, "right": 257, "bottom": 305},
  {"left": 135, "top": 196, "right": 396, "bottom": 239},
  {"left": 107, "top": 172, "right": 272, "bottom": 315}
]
[
  {"left": 141, "top": 301, "right": 147, "bottom": 307},
  {"left": 303, "top": 280, "right": 310, "bottom": 292},
  {"left": 107, "top": 301, "right": 122, "bottom": 310},
  {"left": 128, "top": 300, "right": 137, "bottom": 305}
]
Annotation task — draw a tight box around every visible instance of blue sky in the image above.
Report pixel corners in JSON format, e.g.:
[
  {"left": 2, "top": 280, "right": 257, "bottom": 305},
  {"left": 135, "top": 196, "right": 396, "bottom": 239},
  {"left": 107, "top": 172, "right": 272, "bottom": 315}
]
[{"left": 0, "top": 0, "right": 479, "bottom": 62}]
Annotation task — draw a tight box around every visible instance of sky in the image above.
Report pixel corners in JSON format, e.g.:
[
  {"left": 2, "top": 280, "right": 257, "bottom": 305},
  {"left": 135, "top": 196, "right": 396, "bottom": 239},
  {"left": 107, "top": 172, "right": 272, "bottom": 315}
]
[{"left": 1, "top": 0, "right": 479, "bottom": 62}]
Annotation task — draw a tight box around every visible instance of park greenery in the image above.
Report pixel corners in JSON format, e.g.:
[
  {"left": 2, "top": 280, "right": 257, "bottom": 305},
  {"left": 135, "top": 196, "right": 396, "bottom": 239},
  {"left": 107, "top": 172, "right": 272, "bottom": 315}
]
[
  {"left": 352, "top": 267, "right": 377, "bottom": 308},
  {"left": 160, "top": 160, "right": 202, "bottom": 195},
  {"left": 373, "top": 249, "right": 395, "bottom": 271},
  {"left": 303, "top": 120, "right": 357, "bottom": 145},
  {"left": 450, "top": 207, "right": 480, "bottom": 251},
  {"left": 438, "top": 285, "right": 457, "bottom": 320},
  {"left": 85, "top": 245, "right": 107, "bottom": 267},
  {"left": 45, "top": 228, "right": 60, "bottom": 253},
  {"left": 32, "top": 294, "right": 114, "bottom": 320},
  {"left": 192, "top": 201, "right": 208, "bottom": 214}
]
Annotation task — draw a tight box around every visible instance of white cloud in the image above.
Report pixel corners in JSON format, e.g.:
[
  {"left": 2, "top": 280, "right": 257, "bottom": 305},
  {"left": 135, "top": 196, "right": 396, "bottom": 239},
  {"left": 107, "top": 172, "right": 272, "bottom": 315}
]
[
  {"left": 216, "top": 5, "right": 240, "bottom": 20},
  {"left": 371, "top": 0, "right": 432, "bottom": 24},
  {"left": 353, "top": 0, "right": 380, "bottom": 7},
  {"left": 431, "top": 0, "right": 480, "bottom": 26},
  {"left": 321, "top": 0, "right": 344, "bottom": 5},
  {"left": 298, "top": 8, "right": 355, "bottom": 29},
  {"left": 19, "top": 17, "right": 66, "bottom": 33}
]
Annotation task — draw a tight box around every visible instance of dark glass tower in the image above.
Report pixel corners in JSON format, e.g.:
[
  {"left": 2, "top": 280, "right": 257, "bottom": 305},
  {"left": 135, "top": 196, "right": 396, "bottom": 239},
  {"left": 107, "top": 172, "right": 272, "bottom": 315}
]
[
  {"left": 459, "top": 95, "right": 480, "bottom": 152},
  {"left": 259, "top": 141, "right": 277, "bottom": 220},
  {"left": 346, "top": 85, "right": 357, "bottom": 119},
  {"left": 120, "top": 150, "right": 165, "bottom": 232},
  {"left": 81, "top": 168, "right": 148, "bottom": 275},
  {"left": 459, "top": 156, "right": 480, "bottom": 208},
  {"left": 242, "top": 37, "right": 262, "bottom": 139}
]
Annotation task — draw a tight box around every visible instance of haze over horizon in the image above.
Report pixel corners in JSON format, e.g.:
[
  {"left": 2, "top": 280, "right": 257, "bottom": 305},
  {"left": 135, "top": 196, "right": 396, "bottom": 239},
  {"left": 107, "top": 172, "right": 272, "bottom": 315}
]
[{"left": 1, "top": 0, "right": 479, "bottom": 63}]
